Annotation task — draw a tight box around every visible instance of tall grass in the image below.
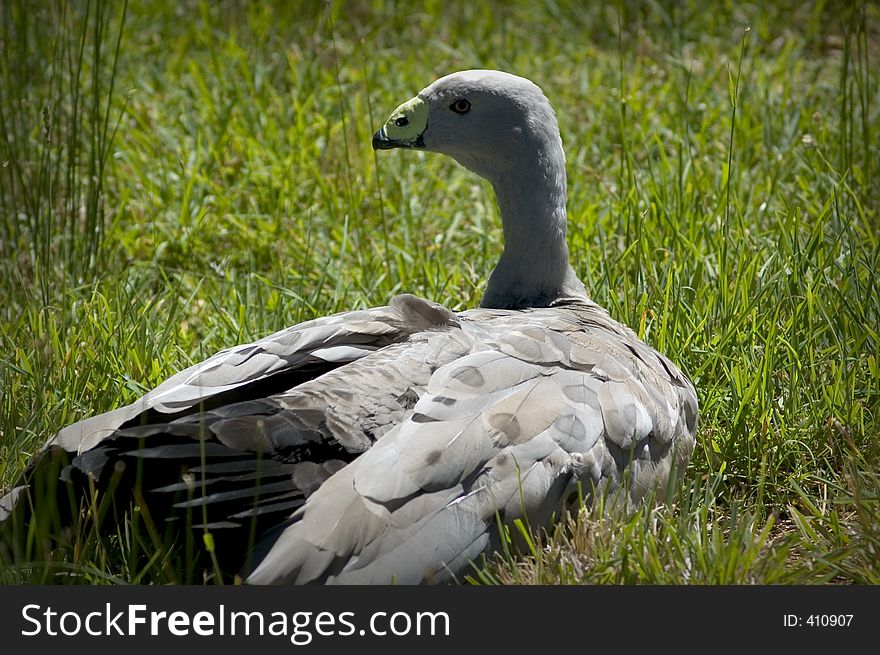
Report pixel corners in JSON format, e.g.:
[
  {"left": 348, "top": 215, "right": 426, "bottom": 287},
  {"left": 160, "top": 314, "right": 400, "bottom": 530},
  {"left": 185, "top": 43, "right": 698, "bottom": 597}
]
[
  {"left": 0, "top": 0, "right": 878, "bottom": 583},
  {"left": 0, "top": 1, "right": 127, "bottom": 299}
]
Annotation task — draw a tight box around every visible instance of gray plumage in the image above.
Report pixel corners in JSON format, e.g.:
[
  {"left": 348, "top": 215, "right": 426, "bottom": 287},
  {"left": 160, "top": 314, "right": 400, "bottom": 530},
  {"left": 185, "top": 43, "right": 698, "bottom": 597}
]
[{"left": 0, "top": 70, "right": 698, "bottom": 584}]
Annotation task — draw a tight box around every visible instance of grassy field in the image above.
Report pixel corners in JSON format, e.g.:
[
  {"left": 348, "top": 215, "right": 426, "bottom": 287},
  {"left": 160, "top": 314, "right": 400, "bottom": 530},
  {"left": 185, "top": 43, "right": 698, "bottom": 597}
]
[{"left": 1, "top": 0, "right": 878, "bottom": 584}]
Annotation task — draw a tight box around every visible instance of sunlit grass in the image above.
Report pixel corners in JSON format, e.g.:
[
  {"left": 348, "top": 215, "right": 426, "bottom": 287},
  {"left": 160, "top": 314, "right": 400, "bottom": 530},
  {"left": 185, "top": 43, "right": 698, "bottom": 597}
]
[{"left": 1, "top": 0, "right": 878, "bottom": 583}]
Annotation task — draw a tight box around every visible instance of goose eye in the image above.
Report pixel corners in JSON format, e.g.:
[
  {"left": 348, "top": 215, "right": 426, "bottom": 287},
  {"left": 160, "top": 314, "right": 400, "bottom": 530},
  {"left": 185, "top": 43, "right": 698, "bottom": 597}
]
[
  {"left": 394, "top": 116, "right": 409, "bottom": 127},
  {"left": 450, "top": 98, "right": 471, "bottom": 114}
]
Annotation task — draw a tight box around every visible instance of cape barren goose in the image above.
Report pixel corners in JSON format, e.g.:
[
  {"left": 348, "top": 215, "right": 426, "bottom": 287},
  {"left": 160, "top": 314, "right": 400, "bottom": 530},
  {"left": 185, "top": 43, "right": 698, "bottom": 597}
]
[{"left": 0, "top": 70, "right": 698, "bottom": 584}]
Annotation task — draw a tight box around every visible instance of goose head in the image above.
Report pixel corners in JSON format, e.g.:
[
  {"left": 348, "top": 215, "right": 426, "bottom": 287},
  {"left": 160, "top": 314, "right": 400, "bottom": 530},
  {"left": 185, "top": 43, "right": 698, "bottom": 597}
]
[{"left": 372, "top": 69, "right": 565, "bottom": 185}]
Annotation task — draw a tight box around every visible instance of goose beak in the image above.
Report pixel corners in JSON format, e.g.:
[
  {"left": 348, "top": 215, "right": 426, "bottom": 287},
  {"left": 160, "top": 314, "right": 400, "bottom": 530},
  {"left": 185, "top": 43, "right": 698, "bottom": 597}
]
[
  {"left": 371, "top": 128, "right": 402, "bottom": 150},
  {"left": 372, "top": 95, "right": 427, "bottom": 151}
]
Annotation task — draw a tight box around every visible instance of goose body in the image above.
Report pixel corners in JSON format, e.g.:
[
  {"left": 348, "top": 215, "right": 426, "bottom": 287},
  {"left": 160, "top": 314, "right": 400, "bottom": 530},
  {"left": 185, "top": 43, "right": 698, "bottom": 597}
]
[{"left": 0, "top": 70, "right": 698, "bottom": 584}]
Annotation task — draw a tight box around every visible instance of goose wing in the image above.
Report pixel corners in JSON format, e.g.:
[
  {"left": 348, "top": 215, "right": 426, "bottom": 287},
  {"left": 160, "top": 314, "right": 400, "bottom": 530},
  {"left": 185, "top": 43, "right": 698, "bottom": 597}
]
[{"left": 0, "top": 295, "right": 457, "bottom": 533}]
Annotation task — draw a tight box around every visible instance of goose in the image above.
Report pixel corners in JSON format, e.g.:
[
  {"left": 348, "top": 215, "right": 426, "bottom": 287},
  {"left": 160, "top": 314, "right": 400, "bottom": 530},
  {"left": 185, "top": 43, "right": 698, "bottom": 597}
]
[{"left": 0, "top": 70, "right": 698, "bottom": 584}]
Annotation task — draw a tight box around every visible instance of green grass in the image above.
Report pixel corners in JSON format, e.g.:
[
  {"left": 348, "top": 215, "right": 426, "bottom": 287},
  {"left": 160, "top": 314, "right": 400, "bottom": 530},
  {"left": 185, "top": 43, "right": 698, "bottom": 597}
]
[{"left": 1, "top": 0, "right": 878, "bottom": 584}]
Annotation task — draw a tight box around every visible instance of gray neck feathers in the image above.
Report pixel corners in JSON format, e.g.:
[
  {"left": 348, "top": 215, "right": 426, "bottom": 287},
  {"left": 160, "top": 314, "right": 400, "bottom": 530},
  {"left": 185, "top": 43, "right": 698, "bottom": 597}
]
[{"left": 479, "top": 124, "right": 587, "bottom": 309}]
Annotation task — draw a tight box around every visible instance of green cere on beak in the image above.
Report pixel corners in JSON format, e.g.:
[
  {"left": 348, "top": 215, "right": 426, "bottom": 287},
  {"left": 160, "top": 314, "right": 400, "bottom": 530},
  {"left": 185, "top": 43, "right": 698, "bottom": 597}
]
[{"left": 372, "top": 96, "right": 428, "bottom": 150}]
